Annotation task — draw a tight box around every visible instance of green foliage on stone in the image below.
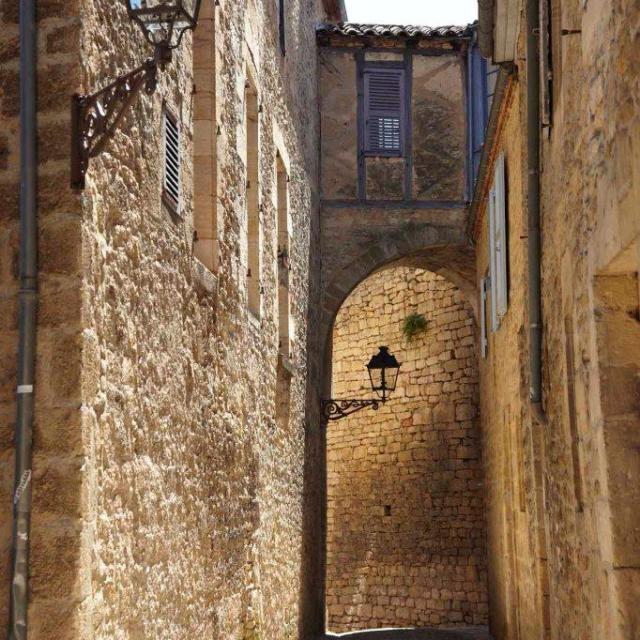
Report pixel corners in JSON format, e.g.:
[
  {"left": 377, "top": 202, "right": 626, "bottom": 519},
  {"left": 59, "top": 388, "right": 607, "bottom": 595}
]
[{"left": 402, "top": 312, "right": 428, "bottom": 341}]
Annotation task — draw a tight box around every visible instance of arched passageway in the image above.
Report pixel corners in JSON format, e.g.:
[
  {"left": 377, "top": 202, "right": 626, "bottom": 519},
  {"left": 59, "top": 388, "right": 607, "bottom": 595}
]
[{"left": 325, "top": 266, "right": 488, "bottom": 633}]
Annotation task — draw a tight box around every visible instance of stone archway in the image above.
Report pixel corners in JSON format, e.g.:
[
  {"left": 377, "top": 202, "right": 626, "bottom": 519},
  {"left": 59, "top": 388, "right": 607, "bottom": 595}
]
[{"left": 320, "top": 220, "right": 476, "bottom": 372}]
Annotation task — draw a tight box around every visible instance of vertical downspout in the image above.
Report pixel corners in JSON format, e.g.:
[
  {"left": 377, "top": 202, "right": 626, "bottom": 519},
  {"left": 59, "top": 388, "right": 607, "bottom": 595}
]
[
  {"left": 9, "top": 0, "right": 38, "bottom": 638},
  {"left": 526, "top": 0, "right": 546, "bottom": 422}
]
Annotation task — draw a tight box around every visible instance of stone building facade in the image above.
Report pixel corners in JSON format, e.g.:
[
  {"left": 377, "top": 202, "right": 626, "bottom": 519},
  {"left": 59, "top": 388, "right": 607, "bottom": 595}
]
[
  {"left": 0, "top": 0, "right": 343, "bottom": 638},
  {"left": 474, "top": 1, "right": 640, "bottom": 639},
  {"left": 326, "top": 267, "right": 487, "bottom": 632},
  {"left": 1, "top": 0, "right": 639, "bottom": 637}
]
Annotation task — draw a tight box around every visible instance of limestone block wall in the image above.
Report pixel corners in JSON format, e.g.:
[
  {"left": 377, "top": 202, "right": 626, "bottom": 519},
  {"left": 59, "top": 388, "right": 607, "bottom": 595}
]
[
  {"left": 474, "top": 78, "right": 548, "bottom": 640},
  {"left": 326, "top": 267, "right": 488, "bottom": 632},
  {"left": 473, "top": 1, "right": 640, "bottom": 639},
  {"left": 0, "top": 1, "right": 84, "bottom": 636},
  {"left": 0, "top": 0, "right": 332, "bottom": 638}
]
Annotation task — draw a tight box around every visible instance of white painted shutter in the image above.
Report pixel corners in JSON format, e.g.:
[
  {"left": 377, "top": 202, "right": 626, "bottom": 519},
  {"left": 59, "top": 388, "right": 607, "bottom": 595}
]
[{"left": 494, "top": 153, "right": 508, "bottom": 319}]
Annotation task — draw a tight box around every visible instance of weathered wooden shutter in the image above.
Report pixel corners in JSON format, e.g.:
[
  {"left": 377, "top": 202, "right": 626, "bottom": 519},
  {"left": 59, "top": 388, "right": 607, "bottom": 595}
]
[
  {"left": 539, "top": 0, "right": 552, "bottom": 127},
  {"left": 480, "top": 276, "right": 489, "bottom": 358},
  {"left": 163, "top": 109, "right": 180, "bottom": 212},
  {"left": 494, "top": 153, "right": 508, "bottom": 319},
  {"left": 488, "top": 185, "right": 498, "bottom": 332},
  {"left": 364, "top": 67, "right": 405, "bottom": 156}
]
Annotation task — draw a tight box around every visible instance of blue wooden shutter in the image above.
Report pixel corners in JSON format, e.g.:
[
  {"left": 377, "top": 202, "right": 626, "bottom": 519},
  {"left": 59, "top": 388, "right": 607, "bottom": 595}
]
[{"left": 364, "top": 67, "right": 405, "bottom": 156}]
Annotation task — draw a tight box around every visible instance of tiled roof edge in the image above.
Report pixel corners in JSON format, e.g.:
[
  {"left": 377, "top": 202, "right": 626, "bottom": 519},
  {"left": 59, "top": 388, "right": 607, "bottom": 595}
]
[{"left": 316, "top": 22, "right": 476, "bottom": 40}]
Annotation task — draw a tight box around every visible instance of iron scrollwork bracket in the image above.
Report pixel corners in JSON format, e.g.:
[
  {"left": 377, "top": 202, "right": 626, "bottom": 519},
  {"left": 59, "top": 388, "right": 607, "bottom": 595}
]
[
  {"left": 71, "top": 57, "right": 159, "bottom": 189},
  {"left": 321, "top": 398, "right": 384, "bottom": 424}
]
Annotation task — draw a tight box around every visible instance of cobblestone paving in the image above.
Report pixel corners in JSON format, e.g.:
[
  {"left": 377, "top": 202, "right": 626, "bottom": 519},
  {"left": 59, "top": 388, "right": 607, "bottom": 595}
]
[{"left": 324, "top": 627, "right": 492, "bottom": 640}]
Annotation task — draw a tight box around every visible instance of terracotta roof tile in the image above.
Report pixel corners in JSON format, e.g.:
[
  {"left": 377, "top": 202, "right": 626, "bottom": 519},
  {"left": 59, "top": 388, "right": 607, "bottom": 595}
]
[{"left": 316, "top": 22, "right": 475, "bottom": 40}]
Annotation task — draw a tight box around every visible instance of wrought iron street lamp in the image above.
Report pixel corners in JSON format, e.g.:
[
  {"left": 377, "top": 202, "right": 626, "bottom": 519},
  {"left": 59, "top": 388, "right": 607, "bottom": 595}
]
[
  {"left": 127, "top": 0, "right": 202, "bottom": 56},
  {"left": 71, "top": 0, "right": 202, "bottom": 189},
  {"left": 322, "top": 346, "right": 402, "bottom": 423}
]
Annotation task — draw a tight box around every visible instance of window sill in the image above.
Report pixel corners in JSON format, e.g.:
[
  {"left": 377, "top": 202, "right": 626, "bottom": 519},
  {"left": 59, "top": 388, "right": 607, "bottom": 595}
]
[
  {"left": 192, "top": 257, "right": 218, "bottom": 296},
  {"left": 278, "top": 352, "right": 295, "bottom": 378},
  {"left": 248, "top": 310, "right": 261, "bottom": 330}
]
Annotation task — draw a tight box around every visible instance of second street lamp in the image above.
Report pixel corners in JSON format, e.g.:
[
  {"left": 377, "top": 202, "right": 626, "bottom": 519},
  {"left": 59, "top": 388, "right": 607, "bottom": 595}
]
[
  {"left": 71, "top": 0, "right": 202, "bottom": 189},
  {"left": 322, "top": 346, "right": 402, "bottom": 423}
]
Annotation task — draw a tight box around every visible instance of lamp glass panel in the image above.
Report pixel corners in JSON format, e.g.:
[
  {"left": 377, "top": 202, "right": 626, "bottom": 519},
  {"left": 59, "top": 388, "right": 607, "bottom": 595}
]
[
  {"left": 385, "top": 365, "right": 399, "bottom": 392},
  {"left": 127, "top": 0, "right": 200, "bottom": 48},
  {"left": 368, "top": 367, "right": 384, "bottom": 392}
]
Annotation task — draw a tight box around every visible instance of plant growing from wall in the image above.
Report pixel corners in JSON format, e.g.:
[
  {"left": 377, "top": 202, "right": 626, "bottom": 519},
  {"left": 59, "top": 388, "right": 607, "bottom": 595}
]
[{"left": 402, "top": 312, "right": 428, "bottom": 341}]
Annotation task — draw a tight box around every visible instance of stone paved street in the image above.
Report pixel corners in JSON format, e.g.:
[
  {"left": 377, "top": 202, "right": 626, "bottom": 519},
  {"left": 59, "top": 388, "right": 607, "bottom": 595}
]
[{"left": 324, "top": 626, "right": 493, "bottom": 640}]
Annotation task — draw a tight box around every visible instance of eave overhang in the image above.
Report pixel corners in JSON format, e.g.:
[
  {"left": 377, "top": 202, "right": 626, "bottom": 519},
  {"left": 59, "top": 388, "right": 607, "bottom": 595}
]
[
  {"left": 316, "top": 23, "right": 474, "bottom": 51},
  {"left": 478, "top": 0, "right": 520, "bottom": 63},
  {"left": 468, "top": 63, "right": 517, "bottom": 239}
]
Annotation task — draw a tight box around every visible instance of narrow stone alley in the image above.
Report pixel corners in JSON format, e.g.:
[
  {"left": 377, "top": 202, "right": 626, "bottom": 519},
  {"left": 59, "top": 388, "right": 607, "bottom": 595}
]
[{"left": 0, "top": 0, "right": 638, "bottom": 638}]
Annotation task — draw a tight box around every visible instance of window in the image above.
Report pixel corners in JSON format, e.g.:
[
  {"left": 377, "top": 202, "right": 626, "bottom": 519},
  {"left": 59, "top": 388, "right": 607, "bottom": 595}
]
[
  {"left": 276, "top": 154, "right": 291, "bottom": 358},
  {"left": 245, "top": 71, "right": 261, "bottom": 317},
  {"left": 363, "top": 65, "right": 405, "bottom": 157},
  {"left": 488, "top": 153, "right": 508, "bottom": 331},
  {"left": 278, "top": 0, "right": 285, "bottom": 55},
  {"left": 480, "top": 276, "right": 489, "bottom": 358},
  {"left": 192, "top": 0, "right": 218, "bottom": 269},
  {"left": 540, "top": 0, "right": 563, "bottom": 125},
  {"left": 162, "top": 108, "right": 180, "bottom": 214}
]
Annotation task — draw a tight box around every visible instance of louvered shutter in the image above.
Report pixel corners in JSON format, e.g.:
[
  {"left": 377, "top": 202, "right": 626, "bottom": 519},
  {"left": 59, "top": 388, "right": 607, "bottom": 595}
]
[
  {"left": 163, "top": 109, "right": 180, "bottom": 213},
  {"left": 364, "top": 67, "right": 405, "bottom": 156}
]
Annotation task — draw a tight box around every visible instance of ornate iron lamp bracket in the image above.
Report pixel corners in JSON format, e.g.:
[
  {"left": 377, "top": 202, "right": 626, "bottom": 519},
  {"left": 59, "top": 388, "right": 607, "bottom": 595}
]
[
  {"left": 71, "top": 56, "right": 159, "bottom": 189},
  {"left": 321, "top": 398, "right": 384, "bottom": 424}
]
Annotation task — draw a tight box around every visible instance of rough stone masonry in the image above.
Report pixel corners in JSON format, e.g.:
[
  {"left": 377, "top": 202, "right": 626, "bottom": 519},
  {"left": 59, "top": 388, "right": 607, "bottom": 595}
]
[
  {"left": 327, "top": 267, "right": 487, "bottom": 632},
  {"left": 0, "top": 0, "right": 337, "bottom": 638}
]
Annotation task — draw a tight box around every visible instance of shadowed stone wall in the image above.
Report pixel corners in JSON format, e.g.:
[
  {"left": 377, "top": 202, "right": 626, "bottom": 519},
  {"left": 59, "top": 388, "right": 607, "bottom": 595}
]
[
  {"left": 326, "top": 267, "right": 487, "bottom": 633},
  {"left": 0, "top": 0, "right": 336, "bottom": 638}
]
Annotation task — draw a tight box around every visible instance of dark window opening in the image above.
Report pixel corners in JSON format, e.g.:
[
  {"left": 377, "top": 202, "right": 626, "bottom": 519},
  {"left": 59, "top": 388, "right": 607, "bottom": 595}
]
[
  {"left": 363, "top": 66, "right": 405, "bottom": 157},
  {"left": 278, "top": 0, "right": 285, "bottom": 55}
]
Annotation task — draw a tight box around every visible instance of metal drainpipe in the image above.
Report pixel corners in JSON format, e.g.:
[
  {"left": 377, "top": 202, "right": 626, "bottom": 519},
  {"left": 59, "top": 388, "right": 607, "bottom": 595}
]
[
  {"left": 526, "top": 0, "right": 547, "bottom": 423},
  {"left": 9, "top": 0, "right": 38, "bottom": 637}
]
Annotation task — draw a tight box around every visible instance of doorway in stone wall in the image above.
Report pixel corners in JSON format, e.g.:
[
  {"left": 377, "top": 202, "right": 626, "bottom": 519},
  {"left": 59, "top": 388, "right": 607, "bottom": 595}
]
[{"left": 325, "top": 265, "right": 489, "bottom": 634}]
